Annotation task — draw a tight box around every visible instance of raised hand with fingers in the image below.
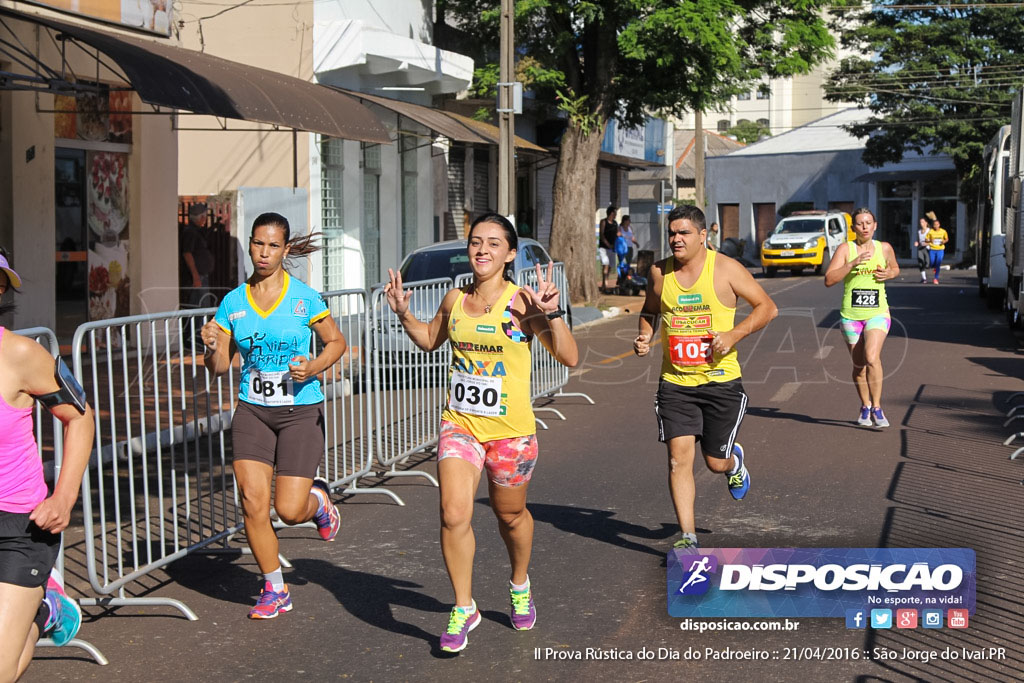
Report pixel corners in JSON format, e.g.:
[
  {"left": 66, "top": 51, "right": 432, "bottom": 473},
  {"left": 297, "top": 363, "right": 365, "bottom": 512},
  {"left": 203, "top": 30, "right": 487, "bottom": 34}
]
[
  {"left": 522, "top": 262, "right": 560, "bottom": 315},
  {"left": 384, "top": 268, "right": 411, "bottom": 316}
]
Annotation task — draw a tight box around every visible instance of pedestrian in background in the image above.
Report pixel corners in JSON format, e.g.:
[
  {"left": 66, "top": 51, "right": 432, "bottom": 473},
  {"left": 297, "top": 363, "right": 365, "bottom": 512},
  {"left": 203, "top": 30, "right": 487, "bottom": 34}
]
[
  {"left": 180, "top": 203, "right": 215, "bottom": 308},
  {"left": 915, "top": 216, "right": 930, "bottom": 283},
  {"left": 619, "top": 215, "right": 639, "bottom": 265},
  {"left": 707, "top": 222, "right": 721, "bottom": 251},
  {"left": 598, "top": 206, "right": 619, "bottom": 291},
  {"left": 925, "top": 216, "right": 949, "bottom": 284}
]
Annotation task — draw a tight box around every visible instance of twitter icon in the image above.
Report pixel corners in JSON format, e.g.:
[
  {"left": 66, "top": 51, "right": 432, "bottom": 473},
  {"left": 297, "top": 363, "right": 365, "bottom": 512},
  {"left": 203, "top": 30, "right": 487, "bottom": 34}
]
[{"left": 870, "top": 609, "right": 892, "bottom": 629}]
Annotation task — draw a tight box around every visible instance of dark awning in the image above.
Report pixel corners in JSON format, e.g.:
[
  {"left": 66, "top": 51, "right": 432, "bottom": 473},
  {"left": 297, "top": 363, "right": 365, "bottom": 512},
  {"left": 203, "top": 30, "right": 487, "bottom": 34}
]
[
  {"left": 598, "top": 151, "right": 661, "bottom": 170},
  {"left": 335, "top": 88, "right": 547, "bottom": 152},
  {"left": 0, "top": 7, "right": 390, "bottom": 143}
]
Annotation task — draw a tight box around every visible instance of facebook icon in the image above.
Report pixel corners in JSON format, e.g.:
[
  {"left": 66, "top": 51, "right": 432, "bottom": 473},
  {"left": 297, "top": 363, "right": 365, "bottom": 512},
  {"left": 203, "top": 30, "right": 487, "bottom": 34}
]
[{"left": 845, "top": 609, "right": 867, "bottom": 629}]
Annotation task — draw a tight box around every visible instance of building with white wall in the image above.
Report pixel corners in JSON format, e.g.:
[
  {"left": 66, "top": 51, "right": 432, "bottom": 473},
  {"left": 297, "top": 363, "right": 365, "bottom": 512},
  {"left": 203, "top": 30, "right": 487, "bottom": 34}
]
[{"left": 705, "top": 108, "right": 964, "bottom": 264}]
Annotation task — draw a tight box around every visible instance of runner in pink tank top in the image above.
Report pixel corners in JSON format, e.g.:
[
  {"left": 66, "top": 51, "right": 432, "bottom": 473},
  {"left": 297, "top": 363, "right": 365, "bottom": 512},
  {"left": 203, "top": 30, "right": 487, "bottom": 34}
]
[
  {"left": 0, "top": 328, "right": 48, "bottom": 513},
  {"left": 0, "top": 253, "right": 95, "bottom": 680}
]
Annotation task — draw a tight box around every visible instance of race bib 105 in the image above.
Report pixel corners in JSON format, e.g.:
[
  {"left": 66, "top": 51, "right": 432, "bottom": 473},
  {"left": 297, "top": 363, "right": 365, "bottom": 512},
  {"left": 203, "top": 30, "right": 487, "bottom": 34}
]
[{"left": 669, "top": 335, "right": 714, "bottom": 367}]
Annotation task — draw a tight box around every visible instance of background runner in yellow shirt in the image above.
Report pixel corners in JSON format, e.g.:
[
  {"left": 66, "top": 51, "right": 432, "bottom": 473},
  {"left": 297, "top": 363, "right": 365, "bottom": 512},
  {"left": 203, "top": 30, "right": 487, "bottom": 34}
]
[
  {"left": 924, "top": 217, "right": 949, "bottom": 284},
  {"left": 825, "top": 207, "right": 900, "bottom": 428},
  {"left": 385, "top": 213, "right": 578, "bottom": 654},
  {"left": 633, "top": 205, "right": 777, "bottom": 550}
]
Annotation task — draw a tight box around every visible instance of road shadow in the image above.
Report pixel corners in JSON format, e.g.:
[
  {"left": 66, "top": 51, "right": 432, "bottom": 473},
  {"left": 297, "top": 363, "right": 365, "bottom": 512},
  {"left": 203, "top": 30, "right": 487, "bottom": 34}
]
[
  {"left": 865, "top": 383, "right": 1024, "bottom": 681},
  {"left": 516, "top": 500, "right": 694, "bottom": 557},
  {"left": 163, "top": 553, "right": 483, "bottom": 658},
  {"left": 745, "top": 405, "right": 872, "bottom": 431}
]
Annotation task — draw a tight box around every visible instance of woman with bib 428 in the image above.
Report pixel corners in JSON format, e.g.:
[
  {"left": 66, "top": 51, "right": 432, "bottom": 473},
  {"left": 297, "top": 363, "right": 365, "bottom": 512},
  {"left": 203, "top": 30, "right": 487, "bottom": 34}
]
[
  {"left": 824, "top": 208, "right": 899, "bottom": 428},
  {"left": 201, "top": 213, "right": 345, "bottom": 619},
  {"left": 384, "top": 213, "right": 578, "bottom": 654}
]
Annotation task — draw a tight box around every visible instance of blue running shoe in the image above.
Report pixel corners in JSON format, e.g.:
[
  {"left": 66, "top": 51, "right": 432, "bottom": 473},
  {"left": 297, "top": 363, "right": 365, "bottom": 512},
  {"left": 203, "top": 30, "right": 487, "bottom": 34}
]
[
  {"left": 857, "top": 405, "right": 873, "bottom": 426},
  {"left": 872, "top": 407, "right": 889, "bottom": 428},
  {"left": 726, "top": 443, "right": 750, "bottom": 500},
  {"left": 43, "top": 574, "right": 82, "bottom": 646}
]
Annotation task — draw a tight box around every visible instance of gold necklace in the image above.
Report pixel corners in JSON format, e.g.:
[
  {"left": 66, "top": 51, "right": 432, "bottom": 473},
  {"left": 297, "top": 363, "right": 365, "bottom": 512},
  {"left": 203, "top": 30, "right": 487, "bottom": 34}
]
[{"left": 473, "top": 283, "right": 504, "bottom": 313}]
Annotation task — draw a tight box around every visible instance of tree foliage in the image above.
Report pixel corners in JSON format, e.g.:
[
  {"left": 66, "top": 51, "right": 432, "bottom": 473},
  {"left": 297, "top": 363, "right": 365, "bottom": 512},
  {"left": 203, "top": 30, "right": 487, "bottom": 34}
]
[
  {"left": 439, "top": 0, "right": 844, "bottom": 301},
  {"left": 446, "top": 0, "right": 841, "bottom": 128},
  {"left": 825, "top": 1, "right": 1024, "bottom": 202},
  {"left": 727, "top": 120, "right": 772, "bottom": 145}
]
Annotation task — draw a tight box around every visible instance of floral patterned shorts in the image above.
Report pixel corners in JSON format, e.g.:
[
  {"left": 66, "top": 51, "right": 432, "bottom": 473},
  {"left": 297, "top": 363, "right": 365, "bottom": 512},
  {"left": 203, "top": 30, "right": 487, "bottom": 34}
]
[{"left": 437, "top": 420, "right": 538, "bottom": 487}]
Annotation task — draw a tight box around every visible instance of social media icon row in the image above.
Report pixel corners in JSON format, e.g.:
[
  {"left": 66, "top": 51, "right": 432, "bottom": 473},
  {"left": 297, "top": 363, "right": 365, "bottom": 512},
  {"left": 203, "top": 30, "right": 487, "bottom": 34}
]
[{"left": 845, "top": 609, "right": 968, "bottom": 629}]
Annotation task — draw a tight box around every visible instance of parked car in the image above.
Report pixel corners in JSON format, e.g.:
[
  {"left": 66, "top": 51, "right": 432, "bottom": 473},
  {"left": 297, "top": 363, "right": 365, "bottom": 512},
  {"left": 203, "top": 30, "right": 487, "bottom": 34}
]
[
  {"left": 397, "top": 237, "right": 553, "bottom": 284},
  {"left": 760, "top": 210, "right": 851, "bottom": 277},
  {"left": 374, "top": 238, "right": 567, "bottom": 379}
]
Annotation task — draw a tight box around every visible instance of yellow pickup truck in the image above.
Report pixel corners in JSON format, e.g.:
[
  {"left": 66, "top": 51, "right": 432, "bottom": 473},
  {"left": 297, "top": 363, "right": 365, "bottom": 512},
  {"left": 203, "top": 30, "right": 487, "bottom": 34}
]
[{"left": 760, "top": 211, "right": 852, "bottom": 277}]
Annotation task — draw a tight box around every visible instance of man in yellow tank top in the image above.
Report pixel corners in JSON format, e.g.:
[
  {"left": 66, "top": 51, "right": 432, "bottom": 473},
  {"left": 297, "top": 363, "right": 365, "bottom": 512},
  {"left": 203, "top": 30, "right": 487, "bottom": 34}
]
[{"left": 633, "top": 205, "right": 778, "bottom": 550}]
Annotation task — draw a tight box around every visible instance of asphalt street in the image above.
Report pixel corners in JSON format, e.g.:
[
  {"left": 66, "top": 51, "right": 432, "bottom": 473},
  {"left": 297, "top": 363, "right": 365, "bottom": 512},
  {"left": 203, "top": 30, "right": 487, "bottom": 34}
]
[{"left": 25, "top": 268, "right": 1024, "bottom": 682}]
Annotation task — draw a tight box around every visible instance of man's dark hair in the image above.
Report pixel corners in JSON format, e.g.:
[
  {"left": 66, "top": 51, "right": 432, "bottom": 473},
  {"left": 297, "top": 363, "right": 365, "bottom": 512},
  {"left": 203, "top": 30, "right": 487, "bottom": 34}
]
[
  {"left": 606, "top": 205, "right": 617, "bottom": 217},
  {"left": 667, "top": 205, "right": 706, "bottom": 231}
]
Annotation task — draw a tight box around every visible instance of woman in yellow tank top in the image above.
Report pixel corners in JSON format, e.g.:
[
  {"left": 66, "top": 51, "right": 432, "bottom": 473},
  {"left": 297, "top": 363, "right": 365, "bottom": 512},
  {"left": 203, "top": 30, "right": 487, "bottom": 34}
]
[
  {"left": 384, "top": 213, "right": 578, "bottom": 654},
  {"left": 824, "top": 208, "right": 900, "bottom": 428}
]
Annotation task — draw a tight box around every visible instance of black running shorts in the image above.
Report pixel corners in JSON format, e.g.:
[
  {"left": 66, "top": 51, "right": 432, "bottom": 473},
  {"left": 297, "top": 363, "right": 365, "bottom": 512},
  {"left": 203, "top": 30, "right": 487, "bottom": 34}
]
[
  {"left": 655, "top": 378, "right": 748, "bottom": 458},
  {"left": 231, "top": 401, "right": 325, "bottom": 478},
  {"left": 0, "top": 510, "right": 60, "bottom": 588}
]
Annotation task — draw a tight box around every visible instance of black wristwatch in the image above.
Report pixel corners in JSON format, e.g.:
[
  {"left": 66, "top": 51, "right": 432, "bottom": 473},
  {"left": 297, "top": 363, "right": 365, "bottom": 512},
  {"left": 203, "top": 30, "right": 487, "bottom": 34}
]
[{"left": 546, "top": 309, "right": 566, "bottom": 320}]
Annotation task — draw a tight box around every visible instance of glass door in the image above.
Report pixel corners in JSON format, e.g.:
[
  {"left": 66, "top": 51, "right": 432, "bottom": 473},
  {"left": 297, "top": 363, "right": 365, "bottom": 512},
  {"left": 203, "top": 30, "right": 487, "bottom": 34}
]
[{"left": 55, "top": 148, "right": 88, "bottom": 341}]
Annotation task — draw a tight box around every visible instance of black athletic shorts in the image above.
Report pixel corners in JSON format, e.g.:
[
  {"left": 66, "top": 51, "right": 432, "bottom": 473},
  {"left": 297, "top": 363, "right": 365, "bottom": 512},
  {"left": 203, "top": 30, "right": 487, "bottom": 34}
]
[
  {"left": 655, "top": 378, "right": 748, "bottom": 458},
  {"left": 231, "top": 401, "right": 325, "bottom": 478},
  {"left": 0, "top": 510, "right": 60, "bottom": 588}
]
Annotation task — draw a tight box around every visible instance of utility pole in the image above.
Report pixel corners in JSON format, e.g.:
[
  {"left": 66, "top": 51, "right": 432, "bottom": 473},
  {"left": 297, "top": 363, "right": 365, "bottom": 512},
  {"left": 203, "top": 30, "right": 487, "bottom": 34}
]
[
  {"left": 694, "top": 110, "right": 705, "bottom": 211},
  {"left": 497, "top": 0, "right": 515, "bottom": 219},
  {"left": 660, "top": 119, "right": 674, "bottom": 258}
]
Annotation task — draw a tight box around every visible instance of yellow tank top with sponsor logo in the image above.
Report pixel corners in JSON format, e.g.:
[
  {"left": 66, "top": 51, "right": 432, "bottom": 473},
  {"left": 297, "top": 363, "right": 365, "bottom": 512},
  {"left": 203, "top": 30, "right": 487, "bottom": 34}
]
[
  {"left": 441, "top": 281, "right": 535, "bottom": 440},
  {"left": 840, "top": 240, "right": 889, "bottom": 321},
  {"left": 660, "top": 251, "right": 741, "bottom": 387}
]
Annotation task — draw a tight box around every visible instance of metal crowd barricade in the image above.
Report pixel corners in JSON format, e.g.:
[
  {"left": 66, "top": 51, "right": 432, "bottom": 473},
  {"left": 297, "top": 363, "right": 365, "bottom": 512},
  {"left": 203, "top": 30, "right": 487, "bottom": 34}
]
[
  {"left": 71, "top": 309, "right": 242, "bottom": 620},
  {"left": 15, "top": 327, "right": 107, "bottom": 665},
  {"left": 516, "top": 263, "right": 594, "bottom": 421},
  {"left": 316, "top": 289, "right": 400, "bottom": 503},
  {"left": 368, "top": 278, "right": 455, "bottom": 500}
]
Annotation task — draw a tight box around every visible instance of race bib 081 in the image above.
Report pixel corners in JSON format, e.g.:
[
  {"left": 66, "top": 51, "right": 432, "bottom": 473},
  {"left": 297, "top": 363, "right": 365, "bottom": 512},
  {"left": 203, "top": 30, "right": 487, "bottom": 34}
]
[
  {"left": 449, "top": 371, "right": 502, "bottom": 417},
  {"left": 669, "top": 335, "right": 713, "bottom": 367},
  {"left": 247, "top": 369, "right": 295, "bottom": 406}
]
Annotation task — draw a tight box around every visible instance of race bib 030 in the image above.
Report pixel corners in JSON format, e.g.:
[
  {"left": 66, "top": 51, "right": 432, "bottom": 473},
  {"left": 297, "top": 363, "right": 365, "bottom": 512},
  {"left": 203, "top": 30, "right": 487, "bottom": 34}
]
[{"left": 449, "top": 371, "right": 502, "bottom": 417}]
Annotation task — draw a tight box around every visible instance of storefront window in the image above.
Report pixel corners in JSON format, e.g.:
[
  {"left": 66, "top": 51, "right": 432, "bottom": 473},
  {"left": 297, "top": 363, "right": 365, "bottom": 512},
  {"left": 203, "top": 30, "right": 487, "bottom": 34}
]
[
  {"left": 320, "top": 137, "right": 346, "bottom": 292},
  {"left": 878, "top": 181, "right": 913, "bottom": 256}
]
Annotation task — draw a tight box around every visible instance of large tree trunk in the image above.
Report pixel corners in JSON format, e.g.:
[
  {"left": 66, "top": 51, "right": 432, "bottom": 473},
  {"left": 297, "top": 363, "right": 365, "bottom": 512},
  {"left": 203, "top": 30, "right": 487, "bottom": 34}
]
[{"left": 548, "top": 119, "right": 607, "bottom": 304}]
